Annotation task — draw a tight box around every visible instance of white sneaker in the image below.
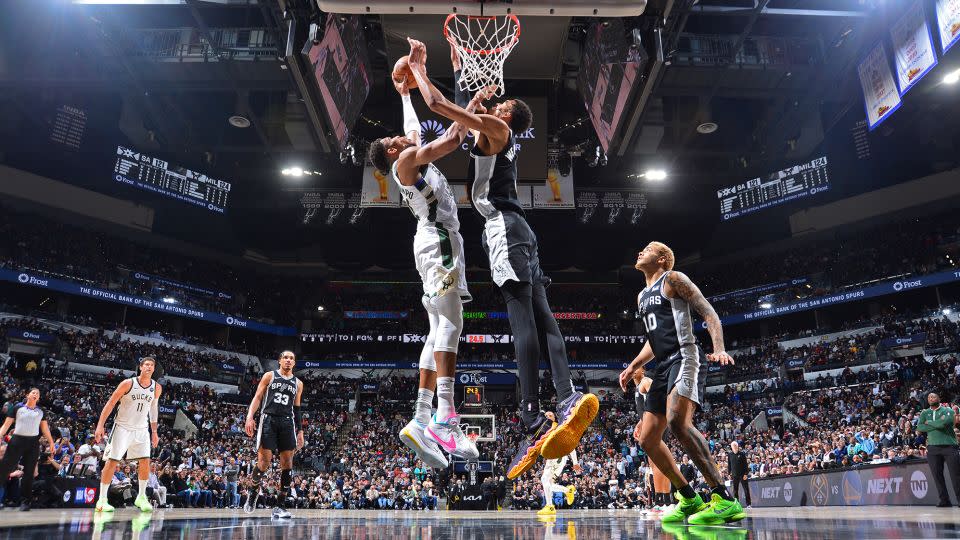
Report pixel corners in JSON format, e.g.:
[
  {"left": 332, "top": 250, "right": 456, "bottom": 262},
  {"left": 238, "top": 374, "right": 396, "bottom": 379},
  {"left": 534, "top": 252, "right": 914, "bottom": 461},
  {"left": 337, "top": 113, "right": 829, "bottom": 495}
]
[
  {"left": 426, "top": 413, "right": 479, "bottom": 460},
  {"left": 272, "top": 507, "right": 292, "bottom": 519},
  {"left": 400, "top": 419, "right": 449, "bottom": 469}
]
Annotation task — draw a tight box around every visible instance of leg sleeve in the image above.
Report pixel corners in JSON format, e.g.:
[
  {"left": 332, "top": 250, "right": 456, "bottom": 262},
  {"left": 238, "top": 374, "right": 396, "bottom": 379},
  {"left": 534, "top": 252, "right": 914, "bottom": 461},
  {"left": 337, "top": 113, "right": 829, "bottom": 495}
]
[
  {"left": 532, "top": 282, "right": 574, "bottom": 403},
  {"left": 500, "top": 280, "right": 542, "bottom": 424},
  {"left": 431, "top": 293, "right": 464, "bottom": 354},
  {"left": 419, "top": 296, "right": 438, "bottom": 372}
]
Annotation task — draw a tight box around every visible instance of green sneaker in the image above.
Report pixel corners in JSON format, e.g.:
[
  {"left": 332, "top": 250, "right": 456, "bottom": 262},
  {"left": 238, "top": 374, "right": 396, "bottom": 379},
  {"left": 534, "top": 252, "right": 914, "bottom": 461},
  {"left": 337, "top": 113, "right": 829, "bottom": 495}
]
[
  {"left": 688, "top": 493, "right": 747, "bottom": 525},
  {"left": 661, "top": 492, "right": 707, "bottom": 523},
  {"left": 95, "top": 500, "right": 115, "bottom": 513},
  {"left": 134, "top": 494, "right": 153, "bottom": 512},
  {"left": 131, "top": 513, "right": 153, "bottom": 533}
]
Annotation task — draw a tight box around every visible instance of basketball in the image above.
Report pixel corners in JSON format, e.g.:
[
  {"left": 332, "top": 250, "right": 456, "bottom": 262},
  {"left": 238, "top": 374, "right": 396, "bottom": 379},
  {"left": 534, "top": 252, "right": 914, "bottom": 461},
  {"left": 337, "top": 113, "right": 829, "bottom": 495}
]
[{"left": 392, "top": 55, "right": 417, "bottom": 89}]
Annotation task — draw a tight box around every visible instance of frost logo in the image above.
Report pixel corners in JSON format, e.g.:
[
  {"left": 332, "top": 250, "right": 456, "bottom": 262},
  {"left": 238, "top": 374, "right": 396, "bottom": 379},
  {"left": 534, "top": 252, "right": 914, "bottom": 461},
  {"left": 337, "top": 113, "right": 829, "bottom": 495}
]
[
  {"left": 910, "top": 470, "right": 928, "bottom": 499},
  {"left": 783, "top": 482, "right": 793, "bottom": 502},
  {"left": 893, "top": 282, "right": 904, "bottom": 291},
  {"left": 420, "top": 119, "right": 446, "bottom": 142},
  {"left": 226, "top": 317, "right": 234, "bottom": 324},
  {"left": 459, "top": 373, "right": 471, "bottom": 384},
  {"left": 17, "top": 273, "right": 29, "bottom": 283}
]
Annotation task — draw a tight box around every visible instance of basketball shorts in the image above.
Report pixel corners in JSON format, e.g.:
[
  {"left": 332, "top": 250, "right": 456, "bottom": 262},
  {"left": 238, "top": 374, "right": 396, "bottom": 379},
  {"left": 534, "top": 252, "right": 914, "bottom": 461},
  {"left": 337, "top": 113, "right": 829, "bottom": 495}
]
[
  {"left": 645, "top": 344, "right": 708, "bottom": 415},
  {"left": 257, "top": 414, "right": 297, "bottom": 452},
  {"left": 105, "top": 425, "right": 151, "bottom": 461},
  {"left": 481, "top": 210, "right": 550, "bottom": 288},
  {"left": 413, "top": 224, "right": 471, "bottom": 301}
]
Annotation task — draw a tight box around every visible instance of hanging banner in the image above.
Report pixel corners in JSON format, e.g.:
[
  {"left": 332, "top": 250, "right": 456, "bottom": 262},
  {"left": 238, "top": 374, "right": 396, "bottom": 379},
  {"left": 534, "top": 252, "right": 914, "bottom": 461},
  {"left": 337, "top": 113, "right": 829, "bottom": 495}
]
[
  {"left": 451, "top": 183, "right": 472, "bottom": 208},
  {"left": 936, "top": 0, "right": 960, "bottom": 53},
  {"left": 518, "top": 185, "right": 533, "bottom": 210},
  {"left": 858, "top": 42, "right": 902, "bottom": 130},
  {"left": 891, "top": 1, "right": 938, "bottom": 94},
  {"left": 576, "top": 190, "right": 648, "bottom": 226},
  {"left": 532, "top": 168, "right": 576, "bottom": 209},
  {"left": 360, "top": 165, "right": 401, "bottom": 207}
]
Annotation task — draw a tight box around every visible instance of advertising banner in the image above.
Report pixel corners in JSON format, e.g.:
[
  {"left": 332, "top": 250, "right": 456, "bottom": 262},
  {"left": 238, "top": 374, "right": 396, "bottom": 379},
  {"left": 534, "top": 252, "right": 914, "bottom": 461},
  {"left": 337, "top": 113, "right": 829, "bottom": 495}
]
[
  {"left": 132, "top": 271, "right": 230, "bottom": 300},
  {"left": 344, "top": 311, "right": 409, "bottom": 319},
  {"left": 301, "top": 332, "right": 644, "bottom": 346},
  {"left": 360, "top": 165, "right": 402, "bottom": 207},
  {"left": 457, "top": 372, "right": 517, "bottom": 386},
  {"left": 532, "top": 168, "right": 576, "bottom": 209},
  {"left": 6, "top": 328, "right": 57, "bottom": 344},
  {"left": 219, "top": 362, "right": 245, "bottom": 374},
  {"left": 880, "top": 333, "right": 927, "bottom": 348},
  {"left": 749, "top": 461, "right": 954, "bottom": 507},
  {"left": 300, "top": 359, "right": 628, "bottom": 370},
  {"left": 2, "top": 268, "right": 296, "bottom": 336},
  {"left": 786, "top": 358, "right": 807, "bottom": 370},
  {"left": 858, "top": 42, "right": 902, "bottom": 130},
  {"left": 936, "top": 0, "right": 960, "bottom": 53},
  {"left": 891, "top": 1, "right": 938, "bottom": 94}
]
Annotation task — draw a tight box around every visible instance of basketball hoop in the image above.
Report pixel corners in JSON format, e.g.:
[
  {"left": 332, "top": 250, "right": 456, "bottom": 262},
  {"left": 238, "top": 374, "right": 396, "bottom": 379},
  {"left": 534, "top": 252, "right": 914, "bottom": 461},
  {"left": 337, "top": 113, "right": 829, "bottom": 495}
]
[
  {"left": 467, "top": 432, "right": 480, "bottom": 443},
  {"left": 444, "top": 14, "right": 521, "bottom": 98}
]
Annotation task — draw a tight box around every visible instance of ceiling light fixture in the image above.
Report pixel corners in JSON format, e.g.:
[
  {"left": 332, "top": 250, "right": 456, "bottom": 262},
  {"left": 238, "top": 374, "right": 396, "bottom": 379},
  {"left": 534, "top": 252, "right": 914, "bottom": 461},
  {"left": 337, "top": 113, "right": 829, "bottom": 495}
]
[
  {"left": 696, "top": 122, "right": 718, "bottom": 134},
  {"left": 760, "top": 302, "right": 773, "bottom": 309},
  {"left": 228, "top": 115, "right": 251, "bottom": 128},
  {"left": 944, "top": 69, "right": 960, "bottom": 85},
  {"left": 644, "top": 169, "right": 667, "bottom": 181}
]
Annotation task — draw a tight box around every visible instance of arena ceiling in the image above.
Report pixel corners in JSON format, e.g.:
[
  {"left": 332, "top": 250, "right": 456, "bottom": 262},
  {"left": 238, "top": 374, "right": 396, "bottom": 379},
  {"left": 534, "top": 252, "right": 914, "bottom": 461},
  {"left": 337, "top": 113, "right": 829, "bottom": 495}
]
[{"left": 1, "top": 0, "right": 959, "bottom": 272}]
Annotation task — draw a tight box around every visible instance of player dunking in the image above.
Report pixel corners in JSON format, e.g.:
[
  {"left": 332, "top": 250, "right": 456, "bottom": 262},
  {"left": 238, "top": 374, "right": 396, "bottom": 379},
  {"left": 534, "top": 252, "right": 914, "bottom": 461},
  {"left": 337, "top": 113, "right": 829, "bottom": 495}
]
[
  {"left": 244, "top": 351, "right": 304, "bottom": 518},
  {"left": 537, "top": 412, "right": 579, "bottom": 516},
  {"left": 94, "top": 357, "right": 162, "bottom": 513},
  {"left": 367, "top": 44, "right": 490, "bottom": 468},
  {"left": 405, "top": 38, "right": 599, "bottom": 480},
  {"left": 619, "top": 242, "right": 744, "bottom": 525}
]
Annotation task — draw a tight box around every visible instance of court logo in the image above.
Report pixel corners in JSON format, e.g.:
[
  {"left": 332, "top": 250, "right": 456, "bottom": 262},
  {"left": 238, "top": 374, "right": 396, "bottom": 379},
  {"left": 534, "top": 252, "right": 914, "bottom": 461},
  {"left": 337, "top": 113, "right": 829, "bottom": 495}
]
[
  {"left": 842, "top": 471, "right": 862, "bottom": 505},
  {"left": 810, "top": 474, "right": 829, "bottom": 506},
  {"left": 63, "top": 490, "right": 72, "bottom": 503},
  {"left": 420, "top": 120, "right": 446, "bottom": 142},
  {"left": 783, "top": 481, "right": 793, "bottom": 503},
  {"left": 910, "top": 470, "right": 928, "bottom": 499}
]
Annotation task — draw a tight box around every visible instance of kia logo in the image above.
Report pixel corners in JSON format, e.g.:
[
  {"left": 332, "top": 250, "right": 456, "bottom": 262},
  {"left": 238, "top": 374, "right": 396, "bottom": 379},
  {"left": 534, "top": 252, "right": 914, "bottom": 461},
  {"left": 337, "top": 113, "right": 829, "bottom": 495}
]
[{"left": 463, "top": 495, "right": 482, "bottom": 501}]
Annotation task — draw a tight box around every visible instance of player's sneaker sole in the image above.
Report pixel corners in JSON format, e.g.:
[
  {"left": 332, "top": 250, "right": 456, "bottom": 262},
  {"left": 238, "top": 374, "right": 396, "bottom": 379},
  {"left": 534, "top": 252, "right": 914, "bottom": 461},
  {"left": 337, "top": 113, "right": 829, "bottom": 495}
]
[
  {"left": 507, "top": 420, "right": 557, "bottom": 480},
  {"left": 688, "top": 494, "right": 747, "bottom": 525},
  {"left": 541, "top": 393, "right": 599, "bottom": 459},
  {"left": 400, "top": 422, "right": 449, "bottom": 469}
]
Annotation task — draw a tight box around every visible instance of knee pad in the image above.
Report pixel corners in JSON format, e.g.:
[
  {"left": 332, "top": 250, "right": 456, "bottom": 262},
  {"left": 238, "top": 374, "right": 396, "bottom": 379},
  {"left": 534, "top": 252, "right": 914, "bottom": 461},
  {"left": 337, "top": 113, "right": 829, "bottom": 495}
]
[{"left": 431, "top": 293, "right": 463, "bottom": 353}]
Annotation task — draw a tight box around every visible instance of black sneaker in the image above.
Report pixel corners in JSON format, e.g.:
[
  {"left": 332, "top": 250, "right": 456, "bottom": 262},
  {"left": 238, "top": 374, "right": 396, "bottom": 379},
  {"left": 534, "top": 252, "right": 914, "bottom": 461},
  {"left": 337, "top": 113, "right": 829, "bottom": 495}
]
[
  {"left": 19, "top": 503, "right": 30, "bottom": 512},
  {"left": 506, "top": 414, "right": 557, "bottom": 480}
]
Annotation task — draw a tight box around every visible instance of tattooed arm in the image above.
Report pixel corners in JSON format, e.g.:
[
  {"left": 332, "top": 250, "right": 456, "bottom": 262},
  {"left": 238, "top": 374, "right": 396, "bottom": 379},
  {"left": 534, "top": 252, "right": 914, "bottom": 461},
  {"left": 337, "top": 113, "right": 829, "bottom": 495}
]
[{"left": 664, "top": 271, "right": 734, "bottom": 366}]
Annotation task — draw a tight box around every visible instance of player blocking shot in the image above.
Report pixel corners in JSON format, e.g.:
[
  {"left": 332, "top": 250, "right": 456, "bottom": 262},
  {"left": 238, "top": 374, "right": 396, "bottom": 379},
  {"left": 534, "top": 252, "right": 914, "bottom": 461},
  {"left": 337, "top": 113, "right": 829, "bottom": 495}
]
[
  {"left": 367, "top": 42, "right": 490, "bottom": 468},
  {"left": 619, "top": 242, "right": 745, "bottom": 525},
  {"left": 94, "top": 357, "right": 163, "bottom": 513},
  {"left": 404, "top": 37, "right": 599, "bottom": 480},
  {"left": 244, "top": 351, "right": 304, "bottom": 518}
]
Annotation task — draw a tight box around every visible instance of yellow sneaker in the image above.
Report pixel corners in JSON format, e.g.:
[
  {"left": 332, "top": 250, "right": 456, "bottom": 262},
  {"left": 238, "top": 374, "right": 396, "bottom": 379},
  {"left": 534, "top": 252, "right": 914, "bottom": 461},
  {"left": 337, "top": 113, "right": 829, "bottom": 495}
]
[
  {"left": 565, "top": 485, "right": 576, "bottom": 506},
  {"left": 537, "top": 503, "right": 557, "bottom": 516}
]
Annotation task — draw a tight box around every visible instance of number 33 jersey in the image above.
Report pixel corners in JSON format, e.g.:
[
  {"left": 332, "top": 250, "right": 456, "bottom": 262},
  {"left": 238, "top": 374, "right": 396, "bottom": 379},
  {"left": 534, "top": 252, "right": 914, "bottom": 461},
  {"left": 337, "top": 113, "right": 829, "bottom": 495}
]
[{"left": 262, "top": 370, "right": 298, "bottom": 416}]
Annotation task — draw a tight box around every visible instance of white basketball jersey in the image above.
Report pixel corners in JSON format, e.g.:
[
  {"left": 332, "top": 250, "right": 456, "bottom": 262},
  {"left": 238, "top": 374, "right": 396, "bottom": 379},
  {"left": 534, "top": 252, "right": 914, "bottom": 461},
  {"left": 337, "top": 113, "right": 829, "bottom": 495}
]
[
  {"left": 393, "top": 162, "right": 460, "bottom": 229},
  {"left": 115, "top": 377, "right": 156, "bottom": 429}
]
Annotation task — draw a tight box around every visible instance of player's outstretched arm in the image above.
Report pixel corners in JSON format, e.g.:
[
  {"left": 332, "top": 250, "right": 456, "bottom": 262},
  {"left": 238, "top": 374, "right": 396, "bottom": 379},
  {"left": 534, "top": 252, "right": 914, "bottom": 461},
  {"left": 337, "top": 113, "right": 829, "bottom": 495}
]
[
  {"left": 664, "top": 271, "right": 734, "bottom": 365},
  {"left": 619, "top": 341, "right": 653, "bottom": 391},
  {"left": 406, "top": 87, "right": 494, "bottom": 168},
  {"left": 245, "top": 372, "right": 273, "bottom": 437},
  {"left": 95, "top": 379, "right": 133, "bottom": 443},
  {"left": 151, "top": 383, "right": 163, "bottom": 448},
  {"left": 406, "top": 38, "right": 509, "bottom": 148}
]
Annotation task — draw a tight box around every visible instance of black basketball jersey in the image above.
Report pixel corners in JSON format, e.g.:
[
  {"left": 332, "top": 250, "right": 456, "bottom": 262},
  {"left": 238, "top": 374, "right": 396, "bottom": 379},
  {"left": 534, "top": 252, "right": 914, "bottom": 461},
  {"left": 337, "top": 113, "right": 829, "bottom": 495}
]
[
  {"left": 261, "top": 370, "right": 298, "bottom": 416},
  {"left": 469, "top": 130, "right": 524, "bottom": 219},
  {"left": 637, "top": 271, "right": 697, "bottom": 362}
]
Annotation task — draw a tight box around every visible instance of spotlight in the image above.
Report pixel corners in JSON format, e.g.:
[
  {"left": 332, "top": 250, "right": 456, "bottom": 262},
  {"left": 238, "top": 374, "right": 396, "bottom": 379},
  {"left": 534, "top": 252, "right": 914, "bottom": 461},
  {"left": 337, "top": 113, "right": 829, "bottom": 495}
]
[
  {"left": 289, "top": 167, "right": 303, "bottom": 177},
  {"left": 161, "top": 297, "right": 177, "bottom": 304},
  {"left": 281, "top": 168, "right": 291, "bottom": 175},
  {"left": 317, "top": 305, "right": 325, "bottom": 312},
  {"left": 944, "top": 69, "right": 960, "bottom": 85},
  {"left": 760, "top": 302, "right": 773, "bottom": 309},
  {"left": 644, "top": 169, "right": 667, "bottom": 181},
  {"left": 944, "top": 308, "right": 953, "bottom": 315}
]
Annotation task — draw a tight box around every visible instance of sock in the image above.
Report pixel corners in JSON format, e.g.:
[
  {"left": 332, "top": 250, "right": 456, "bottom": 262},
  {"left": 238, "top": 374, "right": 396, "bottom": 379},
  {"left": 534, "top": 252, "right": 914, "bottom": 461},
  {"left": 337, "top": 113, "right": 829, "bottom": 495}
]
[
  {"left": 280, "top": 469, "right": 293, "bottom": 509},
  {"left": 414, "top": 388, "right": 434, "bottom": 425},
  {"left": 251, "top": 466, "right": 265, "bottom": 494},
  {"left": 436, "top": 377, "right": 455, "bottom": 419},
  {"left": 99, "top": 483, "right": 110, "bottom": 503},
  {"left": 138, "top": 481, "right": 147, "bottom": 499},
  {"left": 678, "top": 484, "right": 697, "bottom": 500},
  {"left": 711, "top": 485, "right": 733, "bottom": 501}
]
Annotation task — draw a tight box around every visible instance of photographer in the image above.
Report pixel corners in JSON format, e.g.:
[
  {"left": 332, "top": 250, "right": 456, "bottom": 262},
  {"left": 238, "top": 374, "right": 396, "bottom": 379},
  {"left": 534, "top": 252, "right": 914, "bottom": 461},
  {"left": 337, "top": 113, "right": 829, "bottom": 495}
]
[{"left": 32, "top": 449, "right": 64, "bottom": 507}]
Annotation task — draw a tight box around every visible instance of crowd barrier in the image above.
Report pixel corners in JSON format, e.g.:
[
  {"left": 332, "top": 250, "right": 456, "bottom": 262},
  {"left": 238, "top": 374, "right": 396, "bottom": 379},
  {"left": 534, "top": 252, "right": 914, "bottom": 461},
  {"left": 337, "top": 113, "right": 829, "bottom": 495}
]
[{"left": 747, "top": 460, "right": 957, "bottom": 506}]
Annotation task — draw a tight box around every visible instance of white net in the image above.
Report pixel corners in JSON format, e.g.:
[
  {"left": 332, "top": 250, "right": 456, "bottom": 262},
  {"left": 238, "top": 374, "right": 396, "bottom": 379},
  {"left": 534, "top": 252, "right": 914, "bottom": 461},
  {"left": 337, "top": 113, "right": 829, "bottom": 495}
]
[{"left": 444, "top": 14, "right": 521, "bottom": 98}]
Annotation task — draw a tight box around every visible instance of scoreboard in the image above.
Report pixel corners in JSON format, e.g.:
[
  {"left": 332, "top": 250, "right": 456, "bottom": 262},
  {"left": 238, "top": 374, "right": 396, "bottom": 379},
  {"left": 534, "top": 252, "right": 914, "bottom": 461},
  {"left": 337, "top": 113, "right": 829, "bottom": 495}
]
[
  {"left": 717, "top": 155, "right": 830, "bottom": 221},
  {"left": 113, "top": 146, "right": 231, "bottom": 214},
  {"left": 464, "top": 385, "right": 484, "bottom": 407}
]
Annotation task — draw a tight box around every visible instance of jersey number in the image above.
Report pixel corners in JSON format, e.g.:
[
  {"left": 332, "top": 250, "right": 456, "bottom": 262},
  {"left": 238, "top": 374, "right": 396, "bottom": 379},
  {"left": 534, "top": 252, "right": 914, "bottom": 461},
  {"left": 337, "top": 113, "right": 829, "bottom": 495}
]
[
  {"left": 136, "top": 403, "right": 144, "bottom": 413},
  {"left": 643, "top": 313, "right": 658, "bottom": 333},
  {"left": 273, "top": 394, "right": 290, "bottom": 406}
]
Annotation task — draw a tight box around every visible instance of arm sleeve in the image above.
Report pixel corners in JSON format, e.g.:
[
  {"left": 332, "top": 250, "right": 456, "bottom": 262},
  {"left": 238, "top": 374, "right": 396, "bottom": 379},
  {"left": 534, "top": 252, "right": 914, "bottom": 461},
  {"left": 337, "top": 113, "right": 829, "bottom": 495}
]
[
  {"left": 569, "top": 450, "right": 578, "bottom": 466},
  {"left": 150, "top": 398, "right": 159, "bottom": 423},
  {"left": 401, "top": 94, "right": 421, "bottom": 139},
  {"left": 453, "top": 69, "right": 470, "bottom": 109}
]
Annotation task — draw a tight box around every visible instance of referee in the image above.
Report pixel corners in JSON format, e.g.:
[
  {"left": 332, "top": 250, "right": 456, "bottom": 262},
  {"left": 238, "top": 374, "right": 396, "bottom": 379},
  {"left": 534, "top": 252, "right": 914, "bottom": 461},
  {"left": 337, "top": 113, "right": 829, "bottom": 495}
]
[
  {"left": 917, "top": 390, "right": 960, "bottom": 507},
  {"left": 0, "top": 387, "right": 57, "bottom": 511}
]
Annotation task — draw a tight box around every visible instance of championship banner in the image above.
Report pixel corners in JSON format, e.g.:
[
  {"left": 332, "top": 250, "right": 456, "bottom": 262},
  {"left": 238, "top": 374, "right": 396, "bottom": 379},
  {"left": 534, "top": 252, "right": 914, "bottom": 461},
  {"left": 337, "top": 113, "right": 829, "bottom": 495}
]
[
  {"left": 532, "top": 168, "right": 576, "bottom": 209},
  {"left": 576, "top": 190, "right": 648, "bottom": 226},
  {"left": 360, "top": 165, "right": 401, "bottom": 207},
  {"left": 936, "top": 0, "right": 960, "bottom": 53},
  {"left": 891, "top": 1, "right": 938, "bottom": 94},
  {"left": 858, "top": 42, "right": 902, "bottom": 130}
]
